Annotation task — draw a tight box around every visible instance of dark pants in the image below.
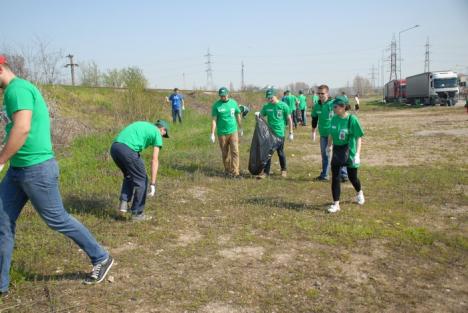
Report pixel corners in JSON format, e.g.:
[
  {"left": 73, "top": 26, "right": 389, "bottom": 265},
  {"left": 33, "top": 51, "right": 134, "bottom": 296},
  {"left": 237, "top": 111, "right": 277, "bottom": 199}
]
[
  {"left": 110, "top": 142, "right": 148, "bottom": 215},
  {"left": 172, "top": 109, "right": 182, "bottom": 123},
  {"left": 264, "top": 139, "right": 286, "bottom": 174},
  {"left": 291, "top": 110, "right": 298, "bottom": 128},
  {"left": 301, "top": 109, "right": 307, "bottom": 125},
  {"left": 331, "top": 164, "right": 361, "bottom": 202}
]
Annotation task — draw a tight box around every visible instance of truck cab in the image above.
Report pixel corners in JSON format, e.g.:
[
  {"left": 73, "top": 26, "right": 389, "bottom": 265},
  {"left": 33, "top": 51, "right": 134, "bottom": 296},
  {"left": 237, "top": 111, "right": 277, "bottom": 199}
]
[{"left": 430, "top": 71, "right": 459, "bottom": 106}]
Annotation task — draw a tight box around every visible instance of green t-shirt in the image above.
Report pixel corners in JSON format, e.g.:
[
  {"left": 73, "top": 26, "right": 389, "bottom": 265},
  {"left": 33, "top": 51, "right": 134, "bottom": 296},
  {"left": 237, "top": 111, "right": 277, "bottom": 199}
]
[
  {"left": 211, "top": 98, "right": 241, "bottom": 136},
  {"left": 114, "top": 121, "right": 163, "bottom": 152},
  {"left": 311, "top": 98, "right": 334, "bottom": 137},
  {"left": 298, "top": 94, "right": 307, "bottom": 110},
  {"left": 330, "top": 114, "right": 364, "bottom": 168},
  {"left": 260, "top": 101, "right": 291, "bottom": 138},
  {"left": 3, "top": 77, "right": 54, "bottom": 167},
  {"left": 311, "top": 95, "right": 319, "bottom": 106},
  {"left": 284, "top": 95, "right": 297, "bottom": 111}
]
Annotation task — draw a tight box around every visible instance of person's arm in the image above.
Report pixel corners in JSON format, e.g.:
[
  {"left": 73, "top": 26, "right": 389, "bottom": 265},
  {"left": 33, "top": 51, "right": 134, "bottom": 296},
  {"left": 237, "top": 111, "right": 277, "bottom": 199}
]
[
  {"left": 236, "top": 114, "right": 242, "bottom": 129},
  {"left": 288, "top": 115, "right": 293, "bottom": 134},
  {"left": 182, "top": 98, "right": 185, "bottom": 109},
  {"left": 0, "top": 110, "right": 32, "bottom": 165},
  {"left": 150, "top": 147, "right": 160, "bottom": 185},
  {"left": 327, "top": 135, "right": 333, "bottom": 147},
  {"left": 356, "top": 137, "right": 362, "bottom": 155}
]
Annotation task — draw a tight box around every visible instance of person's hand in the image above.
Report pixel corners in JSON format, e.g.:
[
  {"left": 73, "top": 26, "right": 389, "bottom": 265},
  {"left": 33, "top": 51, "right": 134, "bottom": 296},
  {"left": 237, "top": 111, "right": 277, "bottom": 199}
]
[
  {"left": 312, "top": 131, "right": 316, "bottom": 142},
  {"left": 182, "top": 105, "right": 185, "bottom": 111},
  {"left": 239, "top": 129, "right": 244, "bottom": 137},
  {"left": 288, "top": 132, "right": 294, "bottom": 141},
  {"left": 326, "top": 145, "right": 332, "bottom": 157},
  {"left": 148, "top": 184, "right": 156, "bottom": 197},
  {"left": 210, "top": 133, "right": 216, "bottom": 143},
  {"left": 0, "top": 164, "right": 4, "bottom": 173},
  {"left": 254, "top": 111, "right": 260, "bottom": 117},
  {"left": 354, "top": 153, "right": 360, "bottom": 165}
]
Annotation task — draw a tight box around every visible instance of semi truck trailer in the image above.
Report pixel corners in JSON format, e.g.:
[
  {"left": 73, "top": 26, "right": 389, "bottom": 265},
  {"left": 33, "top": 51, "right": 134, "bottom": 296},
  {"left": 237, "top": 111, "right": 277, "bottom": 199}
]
[{"left": 406, "top": 71, "right": 459, "bottom": 106}]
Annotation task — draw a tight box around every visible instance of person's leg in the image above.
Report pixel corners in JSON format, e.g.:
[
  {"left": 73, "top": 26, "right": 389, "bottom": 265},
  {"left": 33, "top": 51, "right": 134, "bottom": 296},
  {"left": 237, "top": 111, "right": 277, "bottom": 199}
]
[
  {"left": 301, "top": 109, "right": 307, "bottom": 126},
  {"left": 0, "top": 168, "right": 28, "bottom": 293},
  {"left": 22, "top": 159, "right": 108, "bottom": 265},
  {"left": 319, "top": 136, "right": 329, "bottom": 179},
  {"left": 292, "top": 111, "right": 298, "bottom": 128},
  {"left": 277, "top": 139, "right": 287, "bottom": 171},
  {"left": 340, "top": 166, "right": 349, "bottom": 181},
  {"left": 175, "top": 109, "right": 182, "bottom": 123},
  {"left": 229, "top": 132, "right": 240, "bottom": 176},
  {"left": 331, "top": 163, "right": 341, "bottom": 202},
  {"left": 110, "top": 143, "right": 134, "bottom": 203},
  {"left": 263, "top": 158, "right": 272, "bottom": 175},
  {"left": 172, "top": 109, "right": 178, "bottom": 123},
  {"left": 346, "top": 167, "right": 362, "bottom": 192},
  {"left": 218, "top": 135, "right": 230, "bottom": 174},
  {"left": 125, "top": 155, "right": 148, "bottom": 215}
]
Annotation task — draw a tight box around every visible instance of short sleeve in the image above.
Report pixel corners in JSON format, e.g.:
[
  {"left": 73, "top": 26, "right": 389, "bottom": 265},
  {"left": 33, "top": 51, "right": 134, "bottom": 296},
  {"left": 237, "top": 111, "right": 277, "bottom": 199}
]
[{"left": 6, "top": 87, "right": 34, "bottom": 113}]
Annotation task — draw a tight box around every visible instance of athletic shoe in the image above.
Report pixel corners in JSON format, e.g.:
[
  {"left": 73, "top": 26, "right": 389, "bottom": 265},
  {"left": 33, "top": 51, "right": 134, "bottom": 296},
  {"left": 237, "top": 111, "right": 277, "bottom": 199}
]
[
  {"left": 119, "top": 200, "right": 128, "bottom": 213},
  {"left": 132, "top": 213, "right": 153, "bottom": 222},
  {"left": 356, "top": 191, "right": 365, "bottom": 205},
  {"left": 314, "top": 176, "right": 329, "bottom": 182},
  {"left": 281, "top": 170, "right": 287, "bottom": 178},
  {"left": 256, "top": 172, "right": 268, "bottom": 179},
  {"left": 83, "top": 255, "right": 114, "bottom": 285},
  {"left": 327, "top": 203, "right": 341, "bottom": 213}
]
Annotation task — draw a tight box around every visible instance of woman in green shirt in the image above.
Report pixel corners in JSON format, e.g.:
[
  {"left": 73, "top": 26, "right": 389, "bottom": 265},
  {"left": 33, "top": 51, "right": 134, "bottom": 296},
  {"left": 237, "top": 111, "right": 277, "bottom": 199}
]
[{"left": 326, "top": 96, "right": 365, "bottom": 213}]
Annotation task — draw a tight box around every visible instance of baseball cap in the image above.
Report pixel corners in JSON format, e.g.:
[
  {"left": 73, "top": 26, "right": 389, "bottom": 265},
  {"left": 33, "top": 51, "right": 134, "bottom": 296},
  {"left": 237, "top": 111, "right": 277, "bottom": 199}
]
[
  {"left": 0, "top": 55, "right": 7, "bottom": 65},
  {"left": 218, "top": 87, "right": 229, "bottom": 96},
  {"left": 265, "top": 88, "right": 276, "bottom": 99},
  {"left": 333, "top": 96, "right": 348, "bottom": 106},
  {"left": 155, "top": 119, "right": 170, "bottom": 138}
]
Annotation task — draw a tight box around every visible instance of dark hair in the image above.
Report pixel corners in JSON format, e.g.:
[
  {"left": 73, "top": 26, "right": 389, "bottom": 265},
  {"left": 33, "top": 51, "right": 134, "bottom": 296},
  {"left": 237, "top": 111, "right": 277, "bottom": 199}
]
[
  {"left": 318, "top": 84, "right": 329, "bottom": 91},
  {"left": 174, "top": 88, "right": 179, "bottom": 91}
]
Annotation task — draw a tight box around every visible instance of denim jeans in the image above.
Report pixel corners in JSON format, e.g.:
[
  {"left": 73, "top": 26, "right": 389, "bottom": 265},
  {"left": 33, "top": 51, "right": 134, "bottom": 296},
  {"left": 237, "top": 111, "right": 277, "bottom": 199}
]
[
  {"left": 172, "top": 109, "right": 182, "bottom": 123},
  {"left": 319, "top": 136, "right": 348, "bottom": 179},
  {"left": 110, "top": 142, "right": 148, "bottom": 214},
  {"left": 264, "top": 138, "right": 286, "bottom": 174},
  {"left": 301, "top": 109, "right": 307, "bottom": 126},
  {"left": 0, "top": 158, "right": 108, "bottom": 292}
]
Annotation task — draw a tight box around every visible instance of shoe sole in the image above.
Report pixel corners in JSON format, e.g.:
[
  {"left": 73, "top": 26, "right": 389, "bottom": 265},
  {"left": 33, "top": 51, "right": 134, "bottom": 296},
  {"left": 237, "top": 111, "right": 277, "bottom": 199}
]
[{"left": 84, "top": 257, "right": 114, "bottom": 285}]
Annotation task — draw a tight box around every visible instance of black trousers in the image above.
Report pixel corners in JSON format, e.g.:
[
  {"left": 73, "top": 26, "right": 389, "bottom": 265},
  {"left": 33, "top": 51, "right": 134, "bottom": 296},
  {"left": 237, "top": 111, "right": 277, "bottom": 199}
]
[
  {"left": 264, "top": 139, "right": 286, "bottom": 174},
  {"left": 331, "top": 163, "right": 361, "bottom": 202}
]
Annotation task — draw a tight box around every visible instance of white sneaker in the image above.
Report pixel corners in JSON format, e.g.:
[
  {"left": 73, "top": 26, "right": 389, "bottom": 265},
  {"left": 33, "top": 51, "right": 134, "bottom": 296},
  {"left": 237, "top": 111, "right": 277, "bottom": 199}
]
[
  {"left": 327, "top": 203, "right": 341, "bottom": 213},
  {"left": 356, "top": 191, "right": 365, "bottom": 205},
  {"left": 119, "top": 200, "right": 128, "bottom": 213}
]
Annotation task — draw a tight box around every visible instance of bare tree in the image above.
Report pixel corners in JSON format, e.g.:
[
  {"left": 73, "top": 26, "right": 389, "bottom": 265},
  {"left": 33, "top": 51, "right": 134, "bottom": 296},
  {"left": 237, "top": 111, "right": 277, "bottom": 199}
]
[
  {"left": 353, "top": 75, "right": 372, "bottom": 96},
  {"left": 34, "top": 37, "right": 64, "bottom": 84},
  {"left": 80, "top": 61, "right": 101, "bottom": 87},
  {"left": 102, "top": 69, "right": 124, "bottom": 88}
]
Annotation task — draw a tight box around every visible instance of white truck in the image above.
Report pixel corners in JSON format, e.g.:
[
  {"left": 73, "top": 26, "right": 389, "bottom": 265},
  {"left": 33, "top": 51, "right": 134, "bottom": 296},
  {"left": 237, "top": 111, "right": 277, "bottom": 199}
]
[{"left": 406, "top": 71, "right": 459, "bottom": 106}]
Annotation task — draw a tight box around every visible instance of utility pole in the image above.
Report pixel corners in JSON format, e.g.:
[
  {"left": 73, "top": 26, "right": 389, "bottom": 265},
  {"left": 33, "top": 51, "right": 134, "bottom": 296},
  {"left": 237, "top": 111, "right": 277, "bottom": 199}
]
[
  {"left": 390, "top": 35, "right": 398, "bottom": 81},
  {"left": 204, "top": 48, "right": 214, "bottom": 90},
  {"left": 369, "top": 64, "right": 377, "bottom": 89},
  {"left": 424, "top": 37, "right": 430, "bottom": 72},
  {"left": 241, "top": 61, "right": 245, "bottom": 90},
  {"left": 65, "top": 54, "right": 78, "bottom": 86}
]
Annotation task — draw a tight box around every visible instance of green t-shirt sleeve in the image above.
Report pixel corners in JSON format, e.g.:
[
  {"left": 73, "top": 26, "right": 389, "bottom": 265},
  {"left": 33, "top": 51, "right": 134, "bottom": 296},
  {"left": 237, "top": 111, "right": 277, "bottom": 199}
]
[
  {"left": 350, "top": 115, "right": 364, "bottom": 138},
  {"left": 7, "top": 87, "right": 35, "bottom": 113},
  {"left": 153, "top": 133, "right": 163, "bottom": 148},
  {"left": 311, "top": 103, "right": 318, "bottom": 117},
  {"left": 285, "top": 103, "right": 291, "bottom": 116},
  {"left": 211, "top": 103, "right": 217, "bottom": 117},
  {"left": 260, "top": 105, "right": 266, "bottom": 116},
  {"left": 234, "top": 101, "right": 241, "bottom": 115}
]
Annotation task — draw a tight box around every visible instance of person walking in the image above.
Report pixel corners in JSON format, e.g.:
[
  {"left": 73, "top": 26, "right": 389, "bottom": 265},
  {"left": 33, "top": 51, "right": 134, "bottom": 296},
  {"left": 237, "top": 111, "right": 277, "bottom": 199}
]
[
  {"left": 298, "top": 90, "right": 307, "bottom": 126},
  {"left": 0, "top": 55, "right": 113, "bottom": 294},
  {"left": 283, "top": 90, "right": 298, "bottom": 129},
  {"left": 258, "top": 88, "right": 293, "bottom": 178},
  {"left": 326, "top": 96, "right": 365, "bottom": 213},
  {"left": 110, "top": 120, "right": 169, "bottom": 221},
  {"left": 354, "top": 93, "right": 360, "bottom": 112},
  {"left": 166, "top": 88, "right": 184, "bottom": 123},
  {"left": 210, "top": 87, "right": 242, "bottom": 178}
]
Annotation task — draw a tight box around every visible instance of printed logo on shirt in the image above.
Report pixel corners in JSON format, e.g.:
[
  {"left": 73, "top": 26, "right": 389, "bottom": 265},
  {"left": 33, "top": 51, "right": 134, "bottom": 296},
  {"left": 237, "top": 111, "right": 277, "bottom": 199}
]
[
  {"left": 339, "top": 129, "right": 348, "bottom": 140},
  {"left": 230, "top": 108, "right": 235, "bottom": 117},
  {"left": 276, "top": 110, "right": 283, "bottom": 119}
]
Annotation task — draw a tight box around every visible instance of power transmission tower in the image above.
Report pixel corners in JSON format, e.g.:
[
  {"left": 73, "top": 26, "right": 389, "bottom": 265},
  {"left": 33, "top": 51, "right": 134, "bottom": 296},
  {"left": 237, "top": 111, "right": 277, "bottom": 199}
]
[
  {"left": 65, "top": 54, "right": 78, "bottom": 86},
  {"left": 424, "top": 37, "right": 430, "bottom": 72},
  {"left": 389, "top": 35, "right": 398, "bottom": 81},
  {"left": 241, "top": 61, "right": 245, "bottom": 90},
  {"left": 369, "top": 64, "right": 377, "bottom": 88},
  {"left": 204, "top": 48, "right": 214, "bottom": 90}
]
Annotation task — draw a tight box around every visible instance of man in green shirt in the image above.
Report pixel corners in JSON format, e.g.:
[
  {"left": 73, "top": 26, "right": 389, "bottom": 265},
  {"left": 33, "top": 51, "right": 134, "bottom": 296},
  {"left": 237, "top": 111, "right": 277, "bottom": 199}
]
[
  {"left": 111, "top": 120, "right": 169, "bottom": 221},
  {"left": 282, "top": 90, "right": 299, "bottom": 128},
  {"left": 298, "top": 90, "right": 307, "bottom": 126},
  {"left": 311, "top": 84, "right": 348, "bottom": 181},
  {"left": 210, "top": 87, "right": 242, "bottom": 178},
  {"left": 258, "top": 88, "right": 293, "bottom": 178},
  {"left": 0, "top": 55, "right": 113, "bottom": 293}
]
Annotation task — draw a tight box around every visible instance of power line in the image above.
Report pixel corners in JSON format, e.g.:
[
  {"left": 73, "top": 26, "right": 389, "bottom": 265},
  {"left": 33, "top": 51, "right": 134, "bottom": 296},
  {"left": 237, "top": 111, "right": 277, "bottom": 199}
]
[{"left": 65, "top": 54, "right": 78, "bottom": 86}]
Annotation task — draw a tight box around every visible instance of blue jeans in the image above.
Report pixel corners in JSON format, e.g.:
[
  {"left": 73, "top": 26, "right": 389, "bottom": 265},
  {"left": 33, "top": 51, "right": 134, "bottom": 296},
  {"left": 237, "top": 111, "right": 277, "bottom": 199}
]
[
  {"left": 172, "top": 108, "right": 182, "bottom": 123},
  {"left": 0, "top": 158, "right": 108, "bottom": 292},
  {"left": 110, "top": 143, "right": 148, "bottom": 215},
  {"left": 319, "top": 136, "right": 348, "bottom": 179}
]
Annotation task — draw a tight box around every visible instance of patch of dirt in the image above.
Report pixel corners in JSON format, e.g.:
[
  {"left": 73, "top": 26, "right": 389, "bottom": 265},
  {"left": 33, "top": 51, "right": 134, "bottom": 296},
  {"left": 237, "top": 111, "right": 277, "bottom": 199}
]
[
  {"left": 111, "top": 241, "right": 139, "bottom": 254},
  {"left": 187, "top": 186, "right": 211, "bottom": 203},
  {"left": 415, "top": 128, "right": 468, "bottom": 137},
  {"left": 198, "top": 302, "right": 252, "bottom": 313},
  {"left": 176, "top": 229, "right": 203, "bottom": 247},
  {"left": 219, "top": 246, "right": 265, "bottom": 261}
]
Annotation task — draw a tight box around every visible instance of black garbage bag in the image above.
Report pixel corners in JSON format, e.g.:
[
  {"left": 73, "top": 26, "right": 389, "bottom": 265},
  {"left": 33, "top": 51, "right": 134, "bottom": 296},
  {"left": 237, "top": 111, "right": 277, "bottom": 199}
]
[{"left": 248, "top": 116, "right": 284, "bottom": 175}]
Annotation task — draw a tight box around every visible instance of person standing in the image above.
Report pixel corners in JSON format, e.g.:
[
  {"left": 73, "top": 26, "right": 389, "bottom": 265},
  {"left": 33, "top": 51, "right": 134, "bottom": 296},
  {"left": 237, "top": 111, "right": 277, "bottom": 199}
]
[
  {"left": 166, "top": 88, "right": 184, "bottom": 123},
  {"left": 210, "top": 87, "right": 242, "bottom": 178},
  {"left": 326, "top": 97, "right": 365, "bottom": 213},
  {"left": 311, "top": 85, "right": 347, "bottom": 181},
  {"left": 0, "top": 55, "right": 113, "bottom": 293},
  {"left": 298, "top": 90, "right": 307, "bottom": 126},
  {"left": 283, "top": 90, "right": 298, "bottom": 129},
  {"left": 110, "top": 120, "right": 169, "bottom": 221},
  {"left": 354, "top": 93, "right": 360, "bottom": 112},
  {"left": 258, "top": 88, "right": 293, "bottom": 178}
]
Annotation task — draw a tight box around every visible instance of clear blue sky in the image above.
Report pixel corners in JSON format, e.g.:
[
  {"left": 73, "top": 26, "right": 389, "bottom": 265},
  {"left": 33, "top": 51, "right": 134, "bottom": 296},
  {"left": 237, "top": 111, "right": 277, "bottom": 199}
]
[{"left": 2, "top": 0, "right": 467, "bottom": 90}]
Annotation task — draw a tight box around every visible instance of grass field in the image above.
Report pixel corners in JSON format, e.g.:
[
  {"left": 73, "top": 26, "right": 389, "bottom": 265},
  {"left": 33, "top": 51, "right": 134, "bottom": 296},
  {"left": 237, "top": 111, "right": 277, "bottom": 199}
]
[{"left": 0, "top": 87, "right": 467, "bottom": 313}]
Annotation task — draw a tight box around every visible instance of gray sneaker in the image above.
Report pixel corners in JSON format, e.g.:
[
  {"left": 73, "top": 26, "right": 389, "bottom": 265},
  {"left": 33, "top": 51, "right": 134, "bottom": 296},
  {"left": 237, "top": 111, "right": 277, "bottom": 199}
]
[
  {"left": 132, "top": 213, "right": 153, "bottom": 222},
  {"left": 83, "top": 255, "right": 114, "bottom": 285},
  {"left": 119, "top": 200, "right": 128, "bottom": 213}
]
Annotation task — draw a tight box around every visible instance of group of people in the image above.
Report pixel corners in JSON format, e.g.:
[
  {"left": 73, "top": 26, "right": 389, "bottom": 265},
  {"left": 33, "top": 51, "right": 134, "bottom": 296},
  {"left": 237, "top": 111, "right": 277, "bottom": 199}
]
[{"left": 0, "top": 53, "right": 364, "bottom": 296}]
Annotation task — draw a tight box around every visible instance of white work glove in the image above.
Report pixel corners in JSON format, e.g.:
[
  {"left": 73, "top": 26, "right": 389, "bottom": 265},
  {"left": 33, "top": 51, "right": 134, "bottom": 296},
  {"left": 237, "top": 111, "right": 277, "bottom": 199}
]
[
  {"left": 239, "top": 128, "right": 244, "bottom": 137},
  {"left": 326, "top": 145, "right": 332, "bottom": 158},
  {"left": 148, "top": 184, "right": 156, "bottom": 197},
  {"left": 353, "top": 154, "right": 361, "bottom": 165},
  {"left": 312, "top": 131, "right": 316, "bottom": 142},
  {"left": 0, "top": 164, "right": 4, "bottom": 173},
  {"left": 254, "top": 112, "right": 260, "bottom": 117},
  {"left": 210, "top": 133, "right": 216, "bottom": 143},
  {"left": 182, "top": 105, "right": 185, "bottom": 110},
  {"left": 288, "top": 132, "right": 294, "bottom": 141}
]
